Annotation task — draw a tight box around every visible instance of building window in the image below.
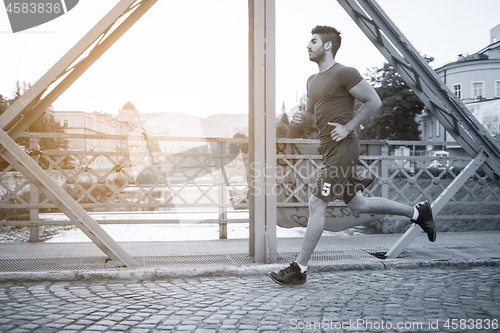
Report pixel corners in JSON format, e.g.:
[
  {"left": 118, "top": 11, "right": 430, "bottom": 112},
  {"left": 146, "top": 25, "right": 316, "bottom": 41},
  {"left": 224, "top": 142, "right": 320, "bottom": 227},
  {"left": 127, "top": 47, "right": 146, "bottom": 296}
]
[
  {"left": 436, "top": 121, "right": 441, "bottom": 137},
  {"left": 63, "top": 120, "right": 68, "bottom": 127},
  {"left": 496, "top": 80, "right": 500, "bottom": 98},
  {"left": 453, "top": 84, "right": 461, "bottom": 99},
  {"left": 472, "top": 82, "right": 484, "bottom": 99}
]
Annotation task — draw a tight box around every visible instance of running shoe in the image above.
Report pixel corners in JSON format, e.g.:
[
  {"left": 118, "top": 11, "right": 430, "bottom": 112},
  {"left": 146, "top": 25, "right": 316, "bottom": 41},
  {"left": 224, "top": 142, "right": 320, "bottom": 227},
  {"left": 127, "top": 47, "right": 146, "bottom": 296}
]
[
  {"left": 268, "top": 262, "right": 307, "bottom": 285},
  {"left": 412, "top": 201, "right": 436, "bottom": 242}
]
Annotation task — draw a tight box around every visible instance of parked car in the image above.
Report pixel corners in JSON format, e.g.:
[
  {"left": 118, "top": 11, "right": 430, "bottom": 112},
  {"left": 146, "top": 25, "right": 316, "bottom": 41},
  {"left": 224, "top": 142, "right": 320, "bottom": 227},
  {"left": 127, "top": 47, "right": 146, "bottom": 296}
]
[{"left": 426, "top": 160, "right": 447, "bottom": 177}]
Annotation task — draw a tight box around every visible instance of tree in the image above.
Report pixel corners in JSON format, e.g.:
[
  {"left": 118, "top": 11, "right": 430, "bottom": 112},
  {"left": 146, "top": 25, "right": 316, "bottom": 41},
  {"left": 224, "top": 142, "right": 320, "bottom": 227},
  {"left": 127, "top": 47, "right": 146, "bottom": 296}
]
[
  {"left": 233, "top": 132, "right": 248, "bottom": 154},
  {"left": 277, "top": 103, "right": 318, "bottom": 139},
  {"left": 276, "top": 113, "right": 289, "bottom": 138},
  {"left": 358, "top": 60, "right": 429, "bottom": 140},
  {"left": 1, "top": 81, "right": 69, "bottom": 169},
  {"left": 287, "top": 120, "right": 318, "bottom": 139},
  {"left": 2, "top": 81, "right": 67, "bottom": 149},
  {"left": 0, "top": 95, "right": 8, "bottom": 113}
]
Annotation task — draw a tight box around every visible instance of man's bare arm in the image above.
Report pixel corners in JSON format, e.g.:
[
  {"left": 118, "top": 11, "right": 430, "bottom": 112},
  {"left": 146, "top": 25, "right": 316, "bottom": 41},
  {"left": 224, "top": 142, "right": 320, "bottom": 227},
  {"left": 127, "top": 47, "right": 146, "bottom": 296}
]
[{"left": 329, "top": 79, "right": 381, "bottom": 141}]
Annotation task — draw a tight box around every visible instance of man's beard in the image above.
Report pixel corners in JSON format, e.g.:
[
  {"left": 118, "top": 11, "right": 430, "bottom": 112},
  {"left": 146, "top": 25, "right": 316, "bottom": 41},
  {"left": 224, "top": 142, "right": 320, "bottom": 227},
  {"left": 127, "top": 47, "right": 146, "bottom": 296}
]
[{"left": 309, "top": 49, "right": 325, "bottom": 63}]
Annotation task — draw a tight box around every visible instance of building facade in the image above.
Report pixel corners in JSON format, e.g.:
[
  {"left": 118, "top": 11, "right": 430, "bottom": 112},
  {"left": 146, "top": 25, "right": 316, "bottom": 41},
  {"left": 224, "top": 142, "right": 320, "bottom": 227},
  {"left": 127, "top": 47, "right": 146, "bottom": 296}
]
[
  {"left": 420, "top": 23, "right": 500, "bottom": 145},
  {"left": 51, "top": 102, "right": 142, "bottom": 170}
]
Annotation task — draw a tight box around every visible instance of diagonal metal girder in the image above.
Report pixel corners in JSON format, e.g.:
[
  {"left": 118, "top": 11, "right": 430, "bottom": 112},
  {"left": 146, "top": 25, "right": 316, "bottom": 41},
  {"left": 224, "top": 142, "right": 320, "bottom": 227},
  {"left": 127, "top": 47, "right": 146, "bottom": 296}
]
[
  {"left": 1, "top": 0, "right": 158, "bottom": 137},
  {"left": 0, "top": 129, "right": 138, "bottom": 267},
  {"left": 385, "top": 151, "right": 487, "bottom": 258},
  {"left": 337, "top": 0, "right": 500, "bottom": 256},
  {"left": 0, "top": 0, "right": 159, "bottom": 267}
]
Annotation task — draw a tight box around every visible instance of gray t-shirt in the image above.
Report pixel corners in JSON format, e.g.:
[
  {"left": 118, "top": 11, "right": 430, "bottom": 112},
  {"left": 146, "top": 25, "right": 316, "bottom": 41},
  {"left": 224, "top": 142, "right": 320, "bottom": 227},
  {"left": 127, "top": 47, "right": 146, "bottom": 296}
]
[{"left": 306, "top": 63, "right": 363, "bottom": 145}]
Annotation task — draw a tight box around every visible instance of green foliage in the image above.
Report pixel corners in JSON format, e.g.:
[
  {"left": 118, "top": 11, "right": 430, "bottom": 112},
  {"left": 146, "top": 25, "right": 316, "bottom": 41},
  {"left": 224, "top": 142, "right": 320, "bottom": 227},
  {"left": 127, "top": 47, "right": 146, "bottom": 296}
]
[
  {"left": 276, "top": 113, "right": 289, "bottom": 138},
  {"left": 358, "top": 62, "right": 425, "bottom": 140},
  {"left": 276, "top": 112, "right": 318, "bottom": 139},
  {"left": 233, "top": 132, "right": 249, "bottom": 154},
  {"left": 18, "top": 112, "right": 67, "bottom": 150},
  {"left": 1, "top": 81, "right": 69, "bottom": 169},
  {"left": 1, "top": 81, "right": 68, "bottom": 148},
  {"left": 287, "top": 122, "right": 319, "bottom": 139}
]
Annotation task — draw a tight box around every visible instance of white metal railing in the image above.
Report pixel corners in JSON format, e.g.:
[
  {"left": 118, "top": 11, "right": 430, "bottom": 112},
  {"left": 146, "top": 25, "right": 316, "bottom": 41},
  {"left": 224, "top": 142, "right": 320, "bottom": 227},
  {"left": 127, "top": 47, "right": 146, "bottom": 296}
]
[{"left": 1, "top": 133, "right": 499, "bottom": 241}]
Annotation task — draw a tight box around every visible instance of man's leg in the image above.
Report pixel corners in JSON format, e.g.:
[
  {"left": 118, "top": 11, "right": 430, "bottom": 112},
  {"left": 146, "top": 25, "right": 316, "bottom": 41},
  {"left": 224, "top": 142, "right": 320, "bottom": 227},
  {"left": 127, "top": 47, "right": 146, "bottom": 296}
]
[
  {"left": 296, "top": 195, "right": 329, "bottom": 266},
  {"left": 347, "top": 192, "right": 436, "bottom": 241},
  {"left": 347, "top": 192, "right": 413, "bottom": 217},
  {"left": 268, "top": 194, "right": 328, "bottom": 285}
]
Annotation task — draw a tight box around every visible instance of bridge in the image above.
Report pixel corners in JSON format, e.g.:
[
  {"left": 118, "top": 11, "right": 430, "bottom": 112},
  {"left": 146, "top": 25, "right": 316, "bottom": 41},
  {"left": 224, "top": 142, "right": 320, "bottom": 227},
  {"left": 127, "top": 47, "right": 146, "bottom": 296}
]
[{"left": 1, "top": 0, "right": 499, "bottom": 267}]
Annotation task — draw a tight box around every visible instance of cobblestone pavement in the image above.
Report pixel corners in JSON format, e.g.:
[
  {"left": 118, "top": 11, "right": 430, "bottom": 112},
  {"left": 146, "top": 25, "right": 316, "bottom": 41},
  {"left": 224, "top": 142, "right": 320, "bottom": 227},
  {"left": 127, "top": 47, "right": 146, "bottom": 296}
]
[{"left": 0, "top": 266, "right": 499, "bottom": 333}]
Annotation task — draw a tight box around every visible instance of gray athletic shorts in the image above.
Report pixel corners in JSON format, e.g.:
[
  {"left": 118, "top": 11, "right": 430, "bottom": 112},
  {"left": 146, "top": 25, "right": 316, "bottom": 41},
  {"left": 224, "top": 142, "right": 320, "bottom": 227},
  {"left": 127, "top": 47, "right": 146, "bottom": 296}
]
[{"left": 312, "top": 133, "right": 368, "bottom": 204}]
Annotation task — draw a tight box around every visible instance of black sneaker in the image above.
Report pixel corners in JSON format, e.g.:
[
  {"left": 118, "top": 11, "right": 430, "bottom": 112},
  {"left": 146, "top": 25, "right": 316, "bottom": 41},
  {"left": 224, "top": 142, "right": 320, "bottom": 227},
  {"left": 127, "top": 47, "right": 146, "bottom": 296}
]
[
  {"left": 268, "top": 262, "right": 307, "bottom": 285},
  {"left": 412, "top": 201, "right": 436, "bottom": 242}
]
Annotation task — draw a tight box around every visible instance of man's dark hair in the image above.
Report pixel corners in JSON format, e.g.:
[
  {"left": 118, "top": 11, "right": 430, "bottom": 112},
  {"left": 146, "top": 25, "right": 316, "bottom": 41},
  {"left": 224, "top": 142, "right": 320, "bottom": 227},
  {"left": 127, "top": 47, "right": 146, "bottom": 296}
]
[{"left": 311, "top": 25, "right": 341, "bottom": 57}]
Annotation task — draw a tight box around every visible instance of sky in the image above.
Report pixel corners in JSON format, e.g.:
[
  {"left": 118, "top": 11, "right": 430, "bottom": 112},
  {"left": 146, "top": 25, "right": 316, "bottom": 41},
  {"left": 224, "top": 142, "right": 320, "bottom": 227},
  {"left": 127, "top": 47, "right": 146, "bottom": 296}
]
[{"left": 1, "top": 0, "right": 500, "bottom": 119}]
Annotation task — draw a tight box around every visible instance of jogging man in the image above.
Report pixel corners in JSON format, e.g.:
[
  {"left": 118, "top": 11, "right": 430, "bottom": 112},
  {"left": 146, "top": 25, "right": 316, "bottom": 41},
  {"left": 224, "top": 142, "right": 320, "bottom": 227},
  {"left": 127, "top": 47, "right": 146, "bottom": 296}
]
[{"left": 268, "top": 26, "right": 436, "bottom": 286}]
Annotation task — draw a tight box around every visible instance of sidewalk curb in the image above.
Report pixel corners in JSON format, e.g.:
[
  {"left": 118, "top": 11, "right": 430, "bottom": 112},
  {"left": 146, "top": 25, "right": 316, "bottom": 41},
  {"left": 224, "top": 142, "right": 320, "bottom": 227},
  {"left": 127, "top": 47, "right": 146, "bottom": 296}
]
[{"left": 0, "top": 258, "right": 498, "bottom": 283}]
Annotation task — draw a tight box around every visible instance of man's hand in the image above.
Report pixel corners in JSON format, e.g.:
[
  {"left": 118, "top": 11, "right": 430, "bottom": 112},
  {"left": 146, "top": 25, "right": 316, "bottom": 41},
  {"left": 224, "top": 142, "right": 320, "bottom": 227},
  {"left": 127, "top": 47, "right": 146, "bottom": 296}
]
[
  {"left": 328, "top": 122, "right": 350, "bottom": 142},
  {"left": 292, "top": 110, "right": 305, "bottom": 124}
]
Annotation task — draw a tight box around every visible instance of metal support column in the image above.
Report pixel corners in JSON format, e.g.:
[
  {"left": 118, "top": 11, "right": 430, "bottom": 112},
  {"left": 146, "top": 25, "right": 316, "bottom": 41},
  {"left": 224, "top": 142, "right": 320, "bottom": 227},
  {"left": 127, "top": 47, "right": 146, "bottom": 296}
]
[
  {"left": 248, "top": 0, "right": 277, "bottom": 263},
  {"left": 28, "top": 138, "right": 40, "bottom": 242},
  {"left": 218, "top": 142, "right": 228, "bottom": 239}
]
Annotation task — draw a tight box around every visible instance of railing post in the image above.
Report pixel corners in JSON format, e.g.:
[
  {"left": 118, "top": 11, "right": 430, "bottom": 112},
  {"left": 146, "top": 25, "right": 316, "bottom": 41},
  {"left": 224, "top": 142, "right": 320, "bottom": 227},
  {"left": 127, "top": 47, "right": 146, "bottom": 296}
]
[
  {"left": 218, "top": 142, "right": 228, "bottom": 239},
  {"left": 29, "top": 137, "right": 40, "bottom": 242},
  {"left": 365, "top": 141, "right": 384, "bottom": 198},
  {"left": 381, "top": 142, "right": 390, "bottom": 199}
]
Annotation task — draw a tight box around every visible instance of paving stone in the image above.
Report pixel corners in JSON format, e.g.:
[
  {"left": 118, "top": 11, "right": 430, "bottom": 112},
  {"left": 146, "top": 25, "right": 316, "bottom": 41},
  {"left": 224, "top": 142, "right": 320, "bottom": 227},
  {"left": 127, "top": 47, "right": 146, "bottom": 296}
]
[
  {"left": 7, "top": 329, "right": 31, "bottom": 333},
  {"left": 128, "top": 329, "right": 150, "bottom": 333},
  {"left": 155, "top": 325, "right": 175, "bottom": 330},
  {"left": 74, "top": 319, "right": 95, "bottom": 326},
  {"left": 85, "top": 324, "right": 108, "bottom": 331},
  {"left": 18, "top": 323, "right": 40, "bottom": 330},
  {"left": 219, "top": 324, "right": 238, "bottom": 329},
  {"left": 161, "top": 319, "right": 181, "bottom": 325},
  {"left": 62, "top": 324, "right": 86, "bottom": 331},
  {"left": 111, "top": 324, "right": 131, "bottom": 331},
  {"left": 0, "top": 324, "right": 15, "bottom": 331},
  {"left": 176, "top": 325, "right": 197, "bottom": 330},
  {"left": 238, "top": 324, "right": 258, "bottom": 330},
  {"left": 134, "top": 324, "right": 157, "bottom": 330}
]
